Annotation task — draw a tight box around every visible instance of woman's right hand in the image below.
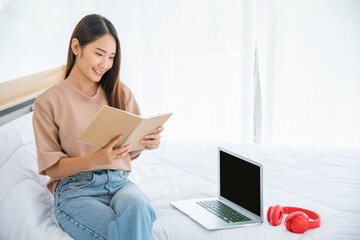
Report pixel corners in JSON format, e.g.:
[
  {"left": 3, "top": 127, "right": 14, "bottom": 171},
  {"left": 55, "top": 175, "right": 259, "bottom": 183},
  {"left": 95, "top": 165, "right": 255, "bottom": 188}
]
[{"left": 90, "top": 135, "right": 132, "bottom": 167}]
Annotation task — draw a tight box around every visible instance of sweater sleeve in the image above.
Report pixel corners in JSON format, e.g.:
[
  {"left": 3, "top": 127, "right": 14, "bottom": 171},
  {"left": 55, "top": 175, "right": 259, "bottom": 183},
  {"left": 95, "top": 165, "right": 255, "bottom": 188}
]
[
  {"left": 32, "top": 100, "right": 69, "bottom": 175},
  {"left": 124, "top": 85, "right": 141, "bottom": 116},
  {"left": 123, "top": 84, "right": 143, "bottom": 160}
]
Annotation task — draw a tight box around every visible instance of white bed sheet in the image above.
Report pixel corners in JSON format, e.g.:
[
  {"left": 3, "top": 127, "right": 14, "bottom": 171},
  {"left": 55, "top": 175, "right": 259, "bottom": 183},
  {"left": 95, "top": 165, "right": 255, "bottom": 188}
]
[{"left": 0, "top": 112, "right": 359, "bottom": 240}]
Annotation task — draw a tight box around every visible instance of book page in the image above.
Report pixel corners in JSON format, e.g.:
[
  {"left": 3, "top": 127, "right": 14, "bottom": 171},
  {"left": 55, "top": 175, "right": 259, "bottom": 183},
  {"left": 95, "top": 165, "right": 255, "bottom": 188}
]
[
  {"left": 123, "top": 113, "right": 173, "bottom": 151},
  {"left": 78, "top": 106, "right": 143, "bottom": 148}
]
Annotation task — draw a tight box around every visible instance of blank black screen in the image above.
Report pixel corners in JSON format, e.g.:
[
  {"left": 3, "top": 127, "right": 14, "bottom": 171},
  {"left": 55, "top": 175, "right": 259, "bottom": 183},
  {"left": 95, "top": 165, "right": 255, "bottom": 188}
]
[{"left": 220, "top": 150, "right": 261, "bottom": 216}]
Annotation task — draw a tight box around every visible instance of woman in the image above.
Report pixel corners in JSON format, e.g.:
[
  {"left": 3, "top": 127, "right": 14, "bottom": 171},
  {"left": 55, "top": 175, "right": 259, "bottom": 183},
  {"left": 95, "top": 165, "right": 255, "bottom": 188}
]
[{"left": 33, "top": 14, "right": 161, "bottom": 240}]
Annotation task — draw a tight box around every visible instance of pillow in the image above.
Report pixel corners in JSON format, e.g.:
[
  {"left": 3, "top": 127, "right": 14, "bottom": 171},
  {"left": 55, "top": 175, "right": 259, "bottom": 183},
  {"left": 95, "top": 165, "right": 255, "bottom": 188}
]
[{"left": 0, "top": 112, "right": 35, "bottom": 167}]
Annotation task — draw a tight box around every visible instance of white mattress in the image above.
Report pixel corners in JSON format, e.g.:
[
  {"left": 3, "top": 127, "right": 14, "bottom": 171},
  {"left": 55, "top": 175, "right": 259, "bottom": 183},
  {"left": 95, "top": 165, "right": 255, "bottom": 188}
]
[{"left": 0, "top": 112, "right": 359, "bottom": 240}]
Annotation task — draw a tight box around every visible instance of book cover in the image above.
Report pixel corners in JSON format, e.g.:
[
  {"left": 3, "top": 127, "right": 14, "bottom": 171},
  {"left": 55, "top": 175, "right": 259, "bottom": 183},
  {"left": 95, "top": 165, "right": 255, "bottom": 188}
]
[{"left": 78, "top": 105, "right": 172, "bottom": 151}]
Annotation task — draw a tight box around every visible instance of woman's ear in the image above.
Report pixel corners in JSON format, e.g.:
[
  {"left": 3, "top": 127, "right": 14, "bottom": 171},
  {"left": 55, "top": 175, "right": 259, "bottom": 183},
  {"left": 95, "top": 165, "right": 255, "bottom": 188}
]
[{"left": 71, "top": 38, "right": 80, "bottom": 56}]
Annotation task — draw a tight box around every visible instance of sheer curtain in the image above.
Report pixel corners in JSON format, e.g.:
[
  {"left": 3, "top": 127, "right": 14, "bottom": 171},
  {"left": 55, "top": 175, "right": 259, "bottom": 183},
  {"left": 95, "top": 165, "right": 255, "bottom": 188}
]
[
  {"left": 256, "top": 0, "right": 360, "bottom": 148},
  {"left": 119, "top": 1, "right": 256, "bottom": 143},
  {"left": 4, "top": 0, "right": 356, "bottom": 147},
  {"left": 0, "top": 0, "right": 256, "bottom": 143}
]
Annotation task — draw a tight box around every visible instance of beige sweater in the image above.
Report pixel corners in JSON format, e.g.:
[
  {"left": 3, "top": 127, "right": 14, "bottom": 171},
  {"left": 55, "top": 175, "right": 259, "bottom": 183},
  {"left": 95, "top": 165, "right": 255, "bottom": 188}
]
[{"left": 33, "top": 79, "right": 142, "bottom": 194}]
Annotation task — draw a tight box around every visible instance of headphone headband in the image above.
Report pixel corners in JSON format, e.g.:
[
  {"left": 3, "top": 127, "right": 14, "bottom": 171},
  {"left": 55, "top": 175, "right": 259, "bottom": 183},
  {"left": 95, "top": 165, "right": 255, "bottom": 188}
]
[
  {"left": 267, "top": 205, "right": 321, "bottom": 233},
  {"left": 283, "top": 207, "right": 321, "bottom": 229}
]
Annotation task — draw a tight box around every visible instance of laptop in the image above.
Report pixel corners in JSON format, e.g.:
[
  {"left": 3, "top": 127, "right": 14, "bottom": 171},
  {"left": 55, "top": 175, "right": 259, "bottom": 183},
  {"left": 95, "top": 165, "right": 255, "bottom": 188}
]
[{"left": 171, "top": 147, "right": 263, "bottom": 230}]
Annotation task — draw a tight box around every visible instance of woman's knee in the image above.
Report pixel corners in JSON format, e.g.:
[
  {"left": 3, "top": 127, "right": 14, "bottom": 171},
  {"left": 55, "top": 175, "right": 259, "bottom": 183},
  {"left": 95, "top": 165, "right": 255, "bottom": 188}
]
[
  {"left": 117, "top": 192, "right": 152, "bottom": 212},
  {"left": 131, "top": 195, "right": 153, "bottom": 213},
  {"left": 112, "top": 186, "right": 155, "bottom": 220}
]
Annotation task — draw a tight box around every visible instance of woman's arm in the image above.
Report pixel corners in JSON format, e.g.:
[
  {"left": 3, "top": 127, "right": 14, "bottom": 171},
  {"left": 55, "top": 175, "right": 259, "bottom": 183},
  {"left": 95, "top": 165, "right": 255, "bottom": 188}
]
[
  {"left": 45, "top": 135, "right": 131, "bottom": 179},
  {"left": 45, "top": 154, "right": 93, "bottom": 179}
]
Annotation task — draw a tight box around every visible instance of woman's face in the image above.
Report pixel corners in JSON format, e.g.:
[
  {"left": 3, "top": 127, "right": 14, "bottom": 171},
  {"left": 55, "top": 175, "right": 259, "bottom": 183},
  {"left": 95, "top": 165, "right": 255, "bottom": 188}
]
[{"left": 74, "top": 33, "right": 116, "bottom": 83}]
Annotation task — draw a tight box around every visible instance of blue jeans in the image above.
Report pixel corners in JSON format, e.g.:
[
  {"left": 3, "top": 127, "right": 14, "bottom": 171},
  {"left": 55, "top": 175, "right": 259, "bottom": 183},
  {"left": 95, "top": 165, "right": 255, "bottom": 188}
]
[{"left": 54, "top": 170, "right": 156, "bottom": 240}]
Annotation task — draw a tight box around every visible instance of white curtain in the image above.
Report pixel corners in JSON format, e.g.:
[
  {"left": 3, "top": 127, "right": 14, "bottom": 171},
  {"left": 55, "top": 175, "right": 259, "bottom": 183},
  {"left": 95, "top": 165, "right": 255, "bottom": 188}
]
[
  {"left": 0, "top": 0, "right": 256, "bottom": 143},
  {"left": 2, "top": 0, "right": 358, "bottom": 147},
  {"left": 120, "top": 1, "right": 256, "bottom": 143},
  {"left": 256, "top": 0, "right": 360, "bottom": 148}
]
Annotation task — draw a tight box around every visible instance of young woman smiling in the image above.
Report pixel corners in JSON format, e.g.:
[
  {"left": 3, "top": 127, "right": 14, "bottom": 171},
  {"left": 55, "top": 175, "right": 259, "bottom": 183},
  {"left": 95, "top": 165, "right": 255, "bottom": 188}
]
[{"left": 33, "top": 14, "right": 162, "bottom": 240}]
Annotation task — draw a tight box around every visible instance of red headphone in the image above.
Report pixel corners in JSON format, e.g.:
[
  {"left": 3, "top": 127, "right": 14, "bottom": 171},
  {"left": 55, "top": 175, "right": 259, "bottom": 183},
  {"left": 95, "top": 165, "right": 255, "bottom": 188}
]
[{"left": 267, "top": 205, "right": 321, "bottom": 234}]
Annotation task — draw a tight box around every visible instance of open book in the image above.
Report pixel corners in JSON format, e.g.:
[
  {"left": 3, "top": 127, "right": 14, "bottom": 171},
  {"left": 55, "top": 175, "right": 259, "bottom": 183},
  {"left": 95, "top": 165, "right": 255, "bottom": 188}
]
[{"left": 79, "top": 105, "right": 172, "bottom": 151}]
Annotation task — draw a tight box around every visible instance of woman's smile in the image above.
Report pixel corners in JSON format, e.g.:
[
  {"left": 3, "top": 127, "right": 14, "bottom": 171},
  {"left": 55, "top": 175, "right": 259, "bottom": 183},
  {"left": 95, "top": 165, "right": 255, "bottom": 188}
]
[{"left": 93, "top": 68, "right": 105, "bottom": 76}]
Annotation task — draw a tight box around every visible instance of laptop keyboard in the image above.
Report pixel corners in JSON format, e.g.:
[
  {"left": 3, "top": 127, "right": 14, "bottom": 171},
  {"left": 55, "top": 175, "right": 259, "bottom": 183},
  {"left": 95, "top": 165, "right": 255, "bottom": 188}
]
[{"left": 196, "top": 200, "right": 251, "bottom": 223}]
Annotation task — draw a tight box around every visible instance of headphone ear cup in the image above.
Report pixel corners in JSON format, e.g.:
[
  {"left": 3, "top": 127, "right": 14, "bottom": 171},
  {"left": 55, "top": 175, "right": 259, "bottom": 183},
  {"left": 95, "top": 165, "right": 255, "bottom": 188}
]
[
  {"left": 284, "top": 211, "right": 309, "bottom": 234},
  {"left": 267, "top": 205, "right": 284, "bottom": 226},
  {"left": 266, "top": 206, "right": 274, "bottom": 223}
]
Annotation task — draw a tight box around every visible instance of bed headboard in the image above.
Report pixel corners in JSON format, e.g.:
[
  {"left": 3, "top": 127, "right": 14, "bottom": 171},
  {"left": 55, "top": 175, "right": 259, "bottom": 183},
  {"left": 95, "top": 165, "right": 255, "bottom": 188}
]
[{"left": 0, "top": 65, "right": 65, "bottom": 125}]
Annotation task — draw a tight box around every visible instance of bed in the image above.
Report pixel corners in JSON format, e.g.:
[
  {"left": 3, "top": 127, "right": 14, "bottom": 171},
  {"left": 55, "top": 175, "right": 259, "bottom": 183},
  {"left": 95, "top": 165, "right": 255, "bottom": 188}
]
[{"left": 1, "top": 68, "right": 360, "bottom": 240}]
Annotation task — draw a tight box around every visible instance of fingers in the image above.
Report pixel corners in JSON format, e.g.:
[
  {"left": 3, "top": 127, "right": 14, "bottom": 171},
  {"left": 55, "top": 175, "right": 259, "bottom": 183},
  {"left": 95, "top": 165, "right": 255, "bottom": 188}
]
[
  {"left": 107, "top": 127, "right": 164, "bottom": 154},
  {"left": 141, "top": 127, "right": 164, "bottom": 150},
  {"left": 143, "top": 127, "right": 164, "bottom": 140},
  {"left": 113, "top": 144, "right": 132, "bottom": 157},
  {"left": 141, "top": 139, "right": 160, "bottom": 150},
  {"left": 107, "top": 135, "right": 123, "bottom": 149},
  {"left": 141, "top": 139, "right": 160, "bottom": 145},
  {"left": 141, "top": 132, "right": 161, "bottom": 146},
  {"left": 144, "top": 144, "right": 159, "bottom": 150},
  {"left": 143, "top": 134, "right": 161, "bottom": 140}
]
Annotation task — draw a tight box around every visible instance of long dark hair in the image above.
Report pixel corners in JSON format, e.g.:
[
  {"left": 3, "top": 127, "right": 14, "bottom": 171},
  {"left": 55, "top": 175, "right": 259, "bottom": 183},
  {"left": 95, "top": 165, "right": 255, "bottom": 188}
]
[{"left": 65, "top": 14, "right": 126, "bottom": 110}]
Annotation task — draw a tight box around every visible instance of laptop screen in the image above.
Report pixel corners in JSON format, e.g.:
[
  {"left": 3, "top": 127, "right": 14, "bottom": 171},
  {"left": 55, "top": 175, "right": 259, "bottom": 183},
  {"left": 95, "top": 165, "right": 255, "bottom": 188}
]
[{"left": 219, "top": 150, "right": 261, "bottom": 217}]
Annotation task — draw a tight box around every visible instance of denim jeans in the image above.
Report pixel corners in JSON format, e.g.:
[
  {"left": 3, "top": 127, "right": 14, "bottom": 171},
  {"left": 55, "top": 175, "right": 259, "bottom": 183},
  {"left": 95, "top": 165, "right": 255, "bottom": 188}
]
[{"left": 54, "top": 170, "right": 156, "bottom": 240}]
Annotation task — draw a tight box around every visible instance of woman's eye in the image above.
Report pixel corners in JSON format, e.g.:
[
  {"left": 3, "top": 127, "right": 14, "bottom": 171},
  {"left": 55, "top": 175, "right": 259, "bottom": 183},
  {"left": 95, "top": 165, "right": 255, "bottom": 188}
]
[
  {"left": 96, "top": 53, "right": 102, "bottom": 56},
  {"left": 109, "top": 57, "right": 114, "bottom": 60}
]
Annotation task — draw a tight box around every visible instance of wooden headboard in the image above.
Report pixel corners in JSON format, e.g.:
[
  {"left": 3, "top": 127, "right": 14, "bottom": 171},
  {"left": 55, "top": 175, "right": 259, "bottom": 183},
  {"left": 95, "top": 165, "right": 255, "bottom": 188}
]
[{"left": 0, "top": 65, "right": 65, "bottom": 125}]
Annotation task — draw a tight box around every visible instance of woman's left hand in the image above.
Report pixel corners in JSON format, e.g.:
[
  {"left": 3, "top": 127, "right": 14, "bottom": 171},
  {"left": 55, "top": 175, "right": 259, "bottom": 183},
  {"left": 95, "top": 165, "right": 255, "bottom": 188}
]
[{"left": 141, "top": 127, "right": 164, "bottom": 150}]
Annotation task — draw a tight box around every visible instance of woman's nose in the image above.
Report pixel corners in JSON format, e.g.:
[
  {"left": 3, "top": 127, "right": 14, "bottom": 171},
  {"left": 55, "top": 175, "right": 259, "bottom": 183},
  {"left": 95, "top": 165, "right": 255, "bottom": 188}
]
[{"left": 99, "top": 57, "right": 109, "bottom": 69}]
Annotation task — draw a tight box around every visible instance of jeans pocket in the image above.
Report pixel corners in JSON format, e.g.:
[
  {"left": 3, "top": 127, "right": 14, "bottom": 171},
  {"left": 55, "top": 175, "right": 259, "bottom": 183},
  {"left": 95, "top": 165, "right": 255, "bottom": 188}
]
[{"left": 59, "top": 172, "right": 96, "bottom": 196}]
